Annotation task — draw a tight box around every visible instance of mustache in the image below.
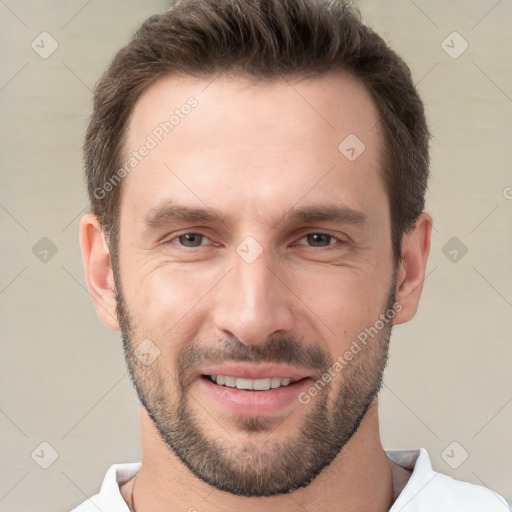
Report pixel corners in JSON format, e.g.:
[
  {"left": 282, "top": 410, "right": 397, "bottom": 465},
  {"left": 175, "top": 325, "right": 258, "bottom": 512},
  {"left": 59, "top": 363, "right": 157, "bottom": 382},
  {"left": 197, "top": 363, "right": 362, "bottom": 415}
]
[{"left": 177, "top": 335, "right": 332, "bottom": 381}]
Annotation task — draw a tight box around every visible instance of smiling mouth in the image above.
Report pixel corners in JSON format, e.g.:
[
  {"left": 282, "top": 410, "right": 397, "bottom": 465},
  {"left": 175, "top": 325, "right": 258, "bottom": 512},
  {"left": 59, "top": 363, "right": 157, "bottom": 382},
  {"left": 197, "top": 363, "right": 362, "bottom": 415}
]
[{"left": 202, "top": 375, "right": 308, "bottom": 391}]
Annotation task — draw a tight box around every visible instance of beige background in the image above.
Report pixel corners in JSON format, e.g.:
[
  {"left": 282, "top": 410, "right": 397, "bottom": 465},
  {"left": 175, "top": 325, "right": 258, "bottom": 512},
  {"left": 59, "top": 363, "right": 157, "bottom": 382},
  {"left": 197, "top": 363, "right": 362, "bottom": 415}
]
[{"left": 0, "top": 0, "right": 511, "bottom": 510}]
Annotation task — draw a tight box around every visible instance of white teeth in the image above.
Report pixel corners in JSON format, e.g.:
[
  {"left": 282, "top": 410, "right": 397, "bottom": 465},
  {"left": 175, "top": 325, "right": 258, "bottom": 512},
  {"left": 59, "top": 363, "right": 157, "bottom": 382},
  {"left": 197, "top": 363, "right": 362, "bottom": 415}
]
[
  {"left": 209, "top": 375, "right": 296, "bottom": 390},
  {"left": 224, "top": 376, "right": 236, "bottom": 387},
  {"left": 271, "top": 377, "right": 282, "bottom": 388},
  {"left": 253, "top": 378, "right": 271, "bottom": 391},
  {"left": 236, "top": 378, "right": 254, "bottom": 390}
]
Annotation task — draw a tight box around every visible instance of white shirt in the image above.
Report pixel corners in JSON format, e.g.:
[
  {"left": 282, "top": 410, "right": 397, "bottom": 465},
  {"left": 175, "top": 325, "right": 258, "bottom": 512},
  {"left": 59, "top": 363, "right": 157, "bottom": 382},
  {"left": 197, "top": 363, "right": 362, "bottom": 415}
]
[{"left": 70, "top": 448, "right": 511, "bottom": 511}]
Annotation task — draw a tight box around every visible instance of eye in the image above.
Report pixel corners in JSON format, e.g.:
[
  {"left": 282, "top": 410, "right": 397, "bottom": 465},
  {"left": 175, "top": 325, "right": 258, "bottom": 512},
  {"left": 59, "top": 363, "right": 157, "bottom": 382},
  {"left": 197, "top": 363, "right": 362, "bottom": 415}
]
[
  {"left": 296, "top": 233, "right": 342, "bottom": 248},
  {"left": 163, "top": 231, "right": 343, "bottom": 250},
  {"left": 168, "top": 232, "right": 211, "bottom": 248}
]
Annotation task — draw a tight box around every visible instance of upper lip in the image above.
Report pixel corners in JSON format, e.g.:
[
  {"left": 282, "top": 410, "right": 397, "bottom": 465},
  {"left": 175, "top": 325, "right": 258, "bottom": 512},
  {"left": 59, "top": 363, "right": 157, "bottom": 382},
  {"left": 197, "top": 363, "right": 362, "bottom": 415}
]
[{"left": 198, "top": 363, "right": 311, "bottom": 381}]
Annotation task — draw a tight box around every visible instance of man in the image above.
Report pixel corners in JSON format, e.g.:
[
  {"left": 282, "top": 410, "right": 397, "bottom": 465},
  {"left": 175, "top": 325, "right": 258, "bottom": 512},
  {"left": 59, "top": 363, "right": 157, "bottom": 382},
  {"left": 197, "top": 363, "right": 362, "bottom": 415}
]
[{"left": 73, "top": 0, "right": 510, "bottom": 510}]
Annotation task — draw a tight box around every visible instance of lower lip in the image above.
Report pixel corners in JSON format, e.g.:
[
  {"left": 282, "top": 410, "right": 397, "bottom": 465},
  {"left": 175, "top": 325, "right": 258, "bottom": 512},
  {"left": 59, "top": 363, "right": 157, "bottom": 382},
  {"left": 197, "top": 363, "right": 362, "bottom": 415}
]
[{"left": 197, "top": 376, "right": 312, "bottom": 416}]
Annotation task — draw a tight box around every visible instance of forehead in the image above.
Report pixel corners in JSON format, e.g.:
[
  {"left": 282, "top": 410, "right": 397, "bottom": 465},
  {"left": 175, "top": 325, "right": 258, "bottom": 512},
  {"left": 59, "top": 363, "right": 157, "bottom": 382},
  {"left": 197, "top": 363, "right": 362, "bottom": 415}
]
[
  {"left": 121, "top": 71, "right": 386, "bottom": 228},
  {"left": 126, "top": 71, "right": 381, "bottom": 151}
]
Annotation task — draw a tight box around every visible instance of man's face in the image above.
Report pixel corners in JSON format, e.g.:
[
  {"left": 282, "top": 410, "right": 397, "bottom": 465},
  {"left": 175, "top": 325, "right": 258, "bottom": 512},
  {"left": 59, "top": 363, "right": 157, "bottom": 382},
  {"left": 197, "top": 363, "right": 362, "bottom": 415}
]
[{"left": 114, "top": 72, "right": 396, "bottom": 496}]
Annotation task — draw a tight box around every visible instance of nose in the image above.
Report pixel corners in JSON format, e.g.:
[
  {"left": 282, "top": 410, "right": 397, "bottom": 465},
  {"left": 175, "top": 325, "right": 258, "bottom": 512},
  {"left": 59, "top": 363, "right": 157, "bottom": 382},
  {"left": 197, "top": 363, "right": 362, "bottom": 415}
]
[{"left": 212, "top": 244, "right": 295, "bottom": 347}]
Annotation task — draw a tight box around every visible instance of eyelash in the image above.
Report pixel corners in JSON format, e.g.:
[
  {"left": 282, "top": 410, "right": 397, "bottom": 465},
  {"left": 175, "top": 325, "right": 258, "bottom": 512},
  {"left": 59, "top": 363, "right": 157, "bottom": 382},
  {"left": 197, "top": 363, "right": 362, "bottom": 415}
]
[{"left": 164, "top": 232, "right": 345, "bottom": 249}]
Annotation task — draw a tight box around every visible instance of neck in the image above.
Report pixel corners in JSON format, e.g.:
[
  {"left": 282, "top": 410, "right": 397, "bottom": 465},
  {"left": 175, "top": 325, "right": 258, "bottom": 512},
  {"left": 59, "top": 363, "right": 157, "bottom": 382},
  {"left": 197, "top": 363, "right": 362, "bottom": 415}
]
[{"left": 121, "top": 398, "right": 409, "bottom": 512}]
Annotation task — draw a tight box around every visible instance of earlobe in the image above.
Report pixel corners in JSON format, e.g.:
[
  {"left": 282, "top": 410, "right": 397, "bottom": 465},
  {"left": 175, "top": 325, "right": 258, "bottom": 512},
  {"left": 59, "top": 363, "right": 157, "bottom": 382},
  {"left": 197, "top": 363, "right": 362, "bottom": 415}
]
[
  {"left": 79, "top": 213, "right": 120, "bottom": 330},
  {"left": 393, "top": 211, "right": 433, "bottom": 325}
]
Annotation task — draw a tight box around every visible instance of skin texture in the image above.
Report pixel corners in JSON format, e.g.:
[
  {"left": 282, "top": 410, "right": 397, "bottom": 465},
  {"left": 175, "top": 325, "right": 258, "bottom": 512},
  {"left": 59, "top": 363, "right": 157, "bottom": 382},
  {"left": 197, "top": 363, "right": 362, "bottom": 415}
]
[{"left": 80, "top": 71, "right": 432, "bottom": 511}]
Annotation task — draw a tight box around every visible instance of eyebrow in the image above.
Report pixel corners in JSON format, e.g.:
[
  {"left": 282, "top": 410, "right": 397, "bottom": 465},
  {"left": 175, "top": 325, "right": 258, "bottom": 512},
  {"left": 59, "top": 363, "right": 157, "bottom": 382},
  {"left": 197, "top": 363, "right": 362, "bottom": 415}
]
[
  {"left": 285, "top": 204, "right": 367, "bottom": 226},
  {"left": 144, "top": 201, "right": 229, "bottom": 229},
  {"left": 143, "top": 199, "right": 368, "bottom": 231}
]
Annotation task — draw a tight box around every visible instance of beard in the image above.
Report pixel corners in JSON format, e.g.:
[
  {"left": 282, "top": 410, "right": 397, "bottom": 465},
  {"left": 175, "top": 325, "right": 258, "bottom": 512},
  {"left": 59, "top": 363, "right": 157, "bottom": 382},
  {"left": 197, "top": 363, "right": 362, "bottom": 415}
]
[{"left": 114, "top": 265, "right": 396, "bottom": 497}]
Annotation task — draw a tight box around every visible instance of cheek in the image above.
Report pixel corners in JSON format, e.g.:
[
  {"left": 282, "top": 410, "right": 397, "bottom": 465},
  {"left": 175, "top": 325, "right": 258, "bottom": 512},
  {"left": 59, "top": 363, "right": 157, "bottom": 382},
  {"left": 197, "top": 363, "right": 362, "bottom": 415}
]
[
  {"left": 124, "top": 265, "right": 219, "bottom": 347},
  {"left": 294, "top": 265, "right": 391, "bottom": 348},
  {"left": 127, "top": 262, "right": 204, "bottom": 309}
]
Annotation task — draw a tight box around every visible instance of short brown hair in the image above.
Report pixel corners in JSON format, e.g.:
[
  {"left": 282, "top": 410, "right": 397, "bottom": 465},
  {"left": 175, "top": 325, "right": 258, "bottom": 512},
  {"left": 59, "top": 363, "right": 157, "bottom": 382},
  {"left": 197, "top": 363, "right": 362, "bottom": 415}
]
[{"left": 84, "top": 0, "right": 430, "bottom": 267}]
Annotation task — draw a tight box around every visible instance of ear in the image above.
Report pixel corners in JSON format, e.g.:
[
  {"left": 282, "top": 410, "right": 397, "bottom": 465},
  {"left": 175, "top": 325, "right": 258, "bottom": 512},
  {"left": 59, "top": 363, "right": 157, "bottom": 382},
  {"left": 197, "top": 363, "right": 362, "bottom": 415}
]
[
  {"left": 79, "top": 213, "right": 120, "bottom": 330},
  {"left": 393, "top": 211, "right": 432, "bottom": 325}
]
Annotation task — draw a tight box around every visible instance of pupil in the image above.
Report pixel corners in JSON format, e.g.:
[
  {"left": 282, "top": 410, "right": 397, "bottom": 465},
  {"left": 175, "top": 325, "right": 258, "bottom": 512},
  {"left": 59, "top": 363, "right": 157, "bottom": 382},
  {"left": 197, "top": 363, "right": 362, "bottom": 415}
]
[
  {"left": 181, "top": 233, "right": 201, "bottom": 246},
  {"left": 309, "top": 234, "right": 329, "bottom": 246}
]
